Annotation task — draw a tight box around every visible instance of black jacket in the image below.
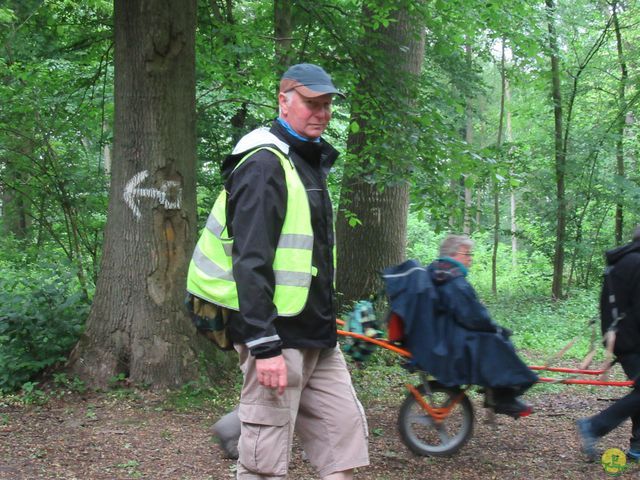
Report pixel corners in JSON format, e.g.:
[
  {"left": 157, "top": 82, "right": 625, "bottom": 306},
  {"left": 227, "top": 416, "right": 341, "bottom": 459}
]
[
  {"left": 600, "top": 241, "right": 640, "bottom": 355},
  {"left": 222, "top": 120, "right": 338, "bottom": 358}
]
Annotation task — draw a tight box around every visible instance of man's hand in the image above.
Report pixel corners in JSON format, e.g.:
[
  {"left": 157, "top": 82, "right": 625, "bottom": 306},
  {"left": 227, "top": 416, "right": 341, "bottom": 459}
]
[{"left": 256, "top": 354, "right": 287, "bottom": 395}]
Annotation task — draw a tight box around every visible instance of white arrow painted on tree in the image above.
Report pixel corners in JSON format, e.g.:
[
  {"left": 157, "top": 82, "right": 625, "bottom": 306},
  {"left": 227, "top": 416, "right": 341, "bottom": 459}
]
[{"left": 123, "top": 170, "right": 182, "bottom": 219}]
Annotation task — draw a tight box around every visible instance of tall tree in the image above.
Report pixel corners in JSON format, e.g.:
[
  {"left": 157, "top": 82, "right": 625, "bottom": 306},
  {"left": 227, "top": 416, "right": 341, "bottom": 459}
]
[
  {"left": 548, "top": 8, "right": 612, "bottom": 290},
  {"left": 546, "top": 0, "right": 567, "bottom": 299},
  {"left": 68, "top": 0, "right": 223, "bottom": 387},
  {"left": 336, "top": 0, "right": 426, "bottom": 307},
  {"left": 612, "top": 0, "right": 628, "bottom": 245},
  {"left": 274, "top": 0, "right": 294, "bottom": 75},
  {"left": 463, "top": 42, "right": 474, "bottom": 235},
  {"left": 506, "top": 80, "right": 517, "bottom": 267},
  {"left": 1, "top": 165, "right": 29, "bottom": 239},
  {"left": 491, "top": 40, "right": 507, "bottom": 296}
]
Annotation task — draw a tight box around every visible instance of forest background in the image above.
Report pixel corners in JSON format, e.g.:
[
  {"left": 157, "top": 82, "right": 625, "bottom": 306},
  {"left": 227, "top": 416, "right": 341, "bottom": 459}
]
[{"left": 0, "top": 0, "right": 639, "bottom": 398}]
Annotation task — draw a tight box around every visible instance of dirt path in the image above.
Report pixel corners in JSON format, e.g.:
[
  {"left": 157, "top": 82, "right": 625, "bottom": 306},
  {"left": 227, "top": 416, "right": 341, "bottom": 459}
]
[{"left": 0, "top": 388, "right": 636, "bottom": 479}]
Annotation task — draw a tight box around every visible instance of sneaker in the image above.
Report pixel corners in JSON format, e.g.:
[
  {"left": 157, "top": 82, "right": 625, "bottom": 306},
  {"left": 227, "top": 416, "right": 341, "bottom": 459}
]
[
  {"left": 576, "top": 418, "right": 599, "bottom": 462},
  {"left": 212, "top": 409, "right": 240, "bottom": 460},
  {"left": 492, "top": 398, "right": 533, "bottom": 418},
  {"left": 626, "top": 448, "right": 640, "bottom": 462}
]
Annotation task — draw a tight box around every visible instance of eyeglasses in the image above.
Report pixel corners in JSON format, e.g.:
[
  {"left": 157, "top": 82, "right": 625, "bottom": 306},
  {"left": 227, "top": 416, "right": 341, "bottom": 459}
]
[{"left": 457, "top": 251, "right": 473, "bottom": 257}]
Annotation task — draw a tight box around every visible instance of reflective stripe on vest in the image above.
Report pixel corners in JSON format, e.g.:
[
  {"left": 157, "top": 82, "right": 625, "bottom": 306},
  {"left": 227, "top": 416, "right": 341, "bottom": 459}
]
[{"left": 187, "top": 145, "right": 313, "bottom": 315}]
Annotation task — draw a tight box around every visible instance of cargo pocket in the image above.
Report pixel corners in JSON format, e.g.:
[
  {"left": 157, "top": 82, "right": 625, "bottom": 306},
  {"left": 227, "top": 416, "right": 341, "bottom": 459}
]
[
  {"left": 238, "top": 402, "right": 290, "bottom": 476},
  {"left": 349, "top": 383, "right": 369, "bottom": 441}
]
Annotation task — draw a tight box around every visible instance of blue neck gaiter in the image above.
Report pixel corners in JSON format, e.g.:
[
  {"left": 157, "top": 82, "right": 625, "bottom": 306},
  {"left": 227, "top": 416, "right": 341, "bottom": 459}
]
[
  {"left": 438, "top": 257, "right": 469, "bottom": 277},
  {"left": 277, "top": 117, "right": 321, "bottom": 143}
]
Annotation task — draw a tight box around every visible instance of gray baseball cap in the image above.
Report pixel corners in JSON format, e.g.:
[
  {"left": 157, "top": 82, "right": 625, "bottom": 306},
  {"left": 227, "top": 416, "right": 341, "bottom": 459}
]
[{"left": 280, "top": 63, "right": 345, "bottom": 98}]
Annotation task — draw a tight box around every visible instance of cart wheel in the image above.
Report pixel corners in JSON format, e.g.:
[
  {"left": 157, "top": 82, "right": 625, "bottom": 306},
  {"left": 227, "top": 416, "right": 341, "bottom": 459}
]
[{"left": 398, "top": 382, "right": 474, "bottom": 456}]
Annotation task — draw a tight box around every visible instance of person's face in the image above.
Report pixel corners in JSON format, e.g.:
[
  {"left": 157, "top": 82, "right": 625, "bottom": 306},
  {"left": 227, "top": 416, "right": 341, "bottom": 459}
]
[
  {"left": 278, "top": 90, "right": 333, "bottom": 139},
  {"left": 453, "top": 245, "right": 473, "bottom": 269}
]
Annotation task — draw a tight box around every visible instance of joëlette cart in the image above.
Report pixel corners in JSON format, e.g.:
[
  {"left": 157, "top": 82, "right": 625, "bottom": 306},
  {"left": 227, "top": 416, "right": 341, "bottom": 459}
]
[{"left": 337, "top": 319, "right": 633, "bottom": 457}]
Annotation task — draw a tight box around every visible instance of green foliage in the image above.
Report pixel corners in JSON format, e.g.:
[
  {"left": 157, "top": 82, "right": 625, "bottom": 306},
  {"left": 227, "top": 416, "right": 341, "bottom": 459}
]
[
  {"left": 406, "top": 215, "right": 443, "bottom": 263},
  {"left": 18, "top": 381, "right": 49, "bottom": 405},
  {"left": 52, "top": 372, "right": 87, "bottom": 394},
  {"left": 347, "top": 348, "right": 412, "bottom": 406},
  {"left": 163, "top": 373, "right": 242, "bottom": 414},
  {"left": 407, "top": 217, "right": 553, "bottom": 297},
  {"left": 470, "top": 231, "right": 554, "bottom": 298},
  {"left": 108, "top": 372, "right": 128, "bottom": 387},
  {"left": 0, "top": 263, "right": 89, "bottom": 392},
  {"left": 0, "top": 1, "right": 112, "bottom": 288},
  {"left": 115, "top": 459, "right": 142, "bottom": 478},
  {"left": 488, "top": 288, "right": 600, "bottom": 362},
  {"left": 104, "top": 373, "right": 144, "bottom": 400}
]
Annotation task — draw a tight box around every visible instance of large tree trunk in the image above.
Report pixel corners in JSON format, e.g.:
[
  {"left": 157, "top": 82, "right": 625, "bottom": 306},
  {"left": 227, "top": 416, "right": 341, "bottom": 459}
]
[
  {"left": 336, "top": 1, "right": 425, "bottom": 308},
  {"left": 68, "top": 0, "right": 227, "bottom": 388},
  {"left": 612, "top": 1, "right": 627, "bottom": 245},
  {"left": 546, "top": 0, "right": 566, "bottom": 300}
]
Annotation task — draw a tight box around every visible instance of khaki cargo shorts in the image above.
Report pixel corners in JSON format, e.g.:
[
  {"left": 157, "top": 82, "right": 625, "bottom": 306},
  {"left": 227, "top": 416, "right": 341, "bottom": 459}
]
[{"left": 235, "top": 345, "right": 370, "bottom": 479}]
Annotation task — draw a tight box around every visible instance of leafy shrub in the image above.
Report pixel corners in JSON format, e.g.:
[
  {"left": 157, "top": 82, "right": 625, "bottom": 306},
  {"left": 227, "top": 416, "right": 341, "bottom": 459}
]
[
  {"left": 406, "top": 214, "right": 443, "bottom": 263},
  {"left": 0, "top": 263, "right": 89, "bottom": 392},
  {"left": 488, "top": 288, "right": 600, "bottom": 361}
]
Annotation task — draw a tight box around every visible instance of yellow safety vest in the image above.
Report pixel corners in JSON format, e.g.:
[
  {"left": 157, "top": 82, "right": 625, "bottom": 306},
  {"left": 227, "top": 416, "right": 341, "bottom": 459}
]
[{"left": 187, "top": 135, "right": 314, "bottom": 316}]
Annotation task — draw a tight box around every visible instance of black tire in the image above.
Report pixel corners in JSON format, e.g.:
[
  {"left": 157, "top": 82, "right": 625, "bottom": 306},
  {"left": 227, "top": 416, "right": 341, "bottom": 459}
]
[{"left": 398, "top": 382, "right": 474, "bottom": 456}]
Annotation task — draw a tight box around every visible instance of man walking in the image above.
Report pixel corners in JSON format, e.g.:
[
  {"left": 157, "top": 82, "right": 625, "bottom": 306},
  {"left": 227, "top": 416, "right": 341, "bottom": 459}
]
[
  {"left": 577, "top": 226, "right": 640, "bottom": 461},
  {"left": 187, "top": 64, "right": 369, "bottom": 479}
]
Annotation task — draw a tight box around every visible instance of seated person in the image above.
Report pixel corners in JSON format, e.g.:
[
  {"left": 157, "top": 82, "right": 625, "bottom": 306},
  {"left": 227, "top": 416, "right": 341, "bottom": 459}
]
[{"left": 383, "top": 234, "right": 537, "bottom": 417}]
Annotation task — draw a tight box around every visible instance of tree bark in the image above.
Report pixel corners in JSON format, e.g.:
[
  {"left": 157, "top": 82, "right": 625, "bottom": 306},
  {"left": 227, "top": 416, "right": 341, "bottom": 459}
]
[
  {"left": 546, "top": 0, "right": 566, "bottom": 300},
  {"left": 505, "top": 73, "right": 516, "bottom": 266},
  {"left": 1, "top": 168, "right": 29, "bottom": 239},
  {"left": 612, "top": 1, "right": 627, "bottom": 245},
  {"left": 274, "top": 0, "right": 294, "bottom": 76},
  {"left": 68, "top": 0, "right": 229, "bottom": 388},
  {"left": 336, "top": 1, "right": 425, "bottom": 308}
]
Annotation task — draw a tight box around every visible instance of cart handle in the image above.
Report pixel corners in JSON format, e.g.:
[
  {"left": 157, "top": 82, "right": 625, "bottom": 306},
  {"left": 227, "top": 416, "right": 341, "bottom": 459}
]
[
  {"left": 537, "top": 377, "right": 633, "bottom": 386},
  {"left": 337, "top": 329, "right": 411, "bottom": 357},
  {"left": 530, "top": 365, "right": 608, "bottom": 375}
]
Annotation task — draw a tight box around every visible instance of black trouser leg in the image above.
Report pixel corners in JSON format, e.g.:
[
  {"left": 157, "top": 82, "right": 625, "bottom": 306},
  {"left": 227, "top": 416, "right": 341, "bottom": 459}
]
[
  {"left": 589, "top": 353, "right": 640, "bottom": 445},
  {"left": 590, "top": 389, "right": 640, "bottom": 438},
  {"left": 620, "top": 354, "right": 640, "bottom": 450},
  {"left": 491, "top": 387, "right": 518, "bottom": 402},
  {"left": 630, "top": 408, "right": 640, "bottom": 451}
]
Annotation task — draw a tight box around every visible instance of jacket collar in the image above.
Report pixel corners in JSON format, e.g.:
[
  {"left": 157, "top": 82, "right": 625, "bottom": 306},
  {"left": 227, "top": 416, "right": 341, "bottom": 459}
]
[{"left": 270, "top": 120, "right": 339, "bottom": 175}]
